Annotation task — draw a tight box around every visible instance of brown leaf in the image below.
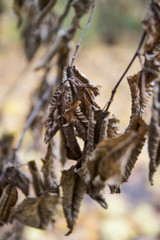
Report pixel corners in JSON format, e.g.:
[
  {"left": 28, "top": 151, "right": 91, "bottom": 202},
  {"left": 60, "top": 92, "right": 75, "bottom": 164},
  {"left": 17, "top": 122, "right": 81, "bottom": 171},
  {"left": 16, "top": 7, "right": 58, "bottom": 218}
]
[
  {"left": 86, "top": 106, "right": 96, "bottom": 156},
  {"left": 59, "top": 132, "right": 67, "bottom": 166},
  {"left": 107, "top": 115, "right": 121, "bottom": 138},
  {"left": 62, "top": 123, "right": 82, "bottom": 160},
  {"left": 148, "top": 82, "right": 160, "bottom": 184},
  {"left": 0, "top": 185, "right": 18, "bottom": 225},
  {"left": 87, "top": 176, "right": 108, "bottom": 209},
  {"left": 143, "top": 2, "right": 160, "bottom": 52},
  {"left": 41, "top": 141, "right": 58, "bottom": 190},
  {"left": 123, "top": 117, "right": 148, "bottom": 182},
  {"left": 128, "top": 73, "right": 141, "bottom": 116},
  {"left": 61, "top": 166, "right": 86, "bottom": 235},
  {"left": 71, "top": 65, "right": 99, "bottom": 96},
  {"left": 64, "top": 100, "right": 88, "bottom": 140},
  {"left": 14, "top": 191, "right": 59, "bottom": 229},
  {"left": 45, "top": 87, "right": 63, "bottom": 143},
  {"left": 98, "top": 113, "right": 109, "bottom": 142},
  {"left": 0, "top": 167, "right": 30, "bottom": 196},
  {"left": 98, "top": 131, "right": 137, "bottom": 186},
  {"left": 28, "top": 161, "right": 44, "bottom": 197},
  {"left": 72, "top": 0, "right": 93, "bottom": 22}
]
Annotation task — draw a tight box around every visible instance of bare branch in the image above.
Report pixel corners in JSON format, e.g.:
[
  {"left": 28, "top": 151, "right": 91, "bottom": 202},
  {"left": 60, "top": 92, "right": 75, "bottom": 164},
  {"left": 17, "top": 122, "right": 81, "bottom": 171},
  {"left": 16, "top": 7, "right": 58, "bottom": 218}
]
[
  {"left": 103, "top": 31, "right": 146, "bottom": 113},
  {"left": 69, "top": 0, "right": 95, "bottom": 66}
]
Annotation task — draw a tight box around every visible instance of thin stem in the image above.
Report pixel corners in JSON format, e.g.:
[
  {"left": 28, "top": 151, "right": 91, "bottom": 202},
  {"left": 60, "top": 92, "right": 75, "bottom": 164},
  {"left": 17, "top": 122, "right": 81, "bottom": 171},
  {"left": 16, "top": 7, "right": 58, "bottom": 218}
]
[
  {"left": 103, "top": 31, "right": 146, "bottom": 113},
  {"left": 69, "top": 0, "right": 95, "bottom": 66},
  {"left": 15, "top": 76, "right": 59, "bottom": 151}
]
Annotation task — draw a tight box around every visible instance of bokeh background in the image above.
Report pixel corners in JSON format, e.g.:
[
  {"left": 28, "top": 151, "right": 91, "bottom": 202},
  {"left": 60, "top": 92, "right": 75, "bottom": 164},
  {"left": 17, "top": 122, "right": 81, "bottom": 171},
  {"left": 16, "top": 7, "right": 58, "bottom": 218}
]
[{"left": 1, "top": 0, "right": 160, "bottom": 240}]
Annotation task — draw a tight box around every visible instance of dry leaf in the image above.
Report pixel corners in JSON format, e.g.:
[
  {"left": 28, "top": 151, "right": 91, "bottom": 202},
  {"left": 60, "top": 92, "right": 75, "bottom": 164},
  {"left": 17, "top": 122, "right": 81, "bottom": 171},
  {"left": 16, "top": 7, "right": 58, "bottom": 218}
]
[
  {"left": 0, "top": 185, "right": 18, "bottom": 225},
  {"left": 148, "top": 82, "right": 160, "bottom": 184},
  {"left": 61, "top": 166, "right": 86, "bottom": 235},
  {"left": 28, "top": 161, "right": 44, "bottom": 197},
  {"left": 98, "top": 131, "right": 137, "bottom": 186},
  {"left": 123, "top": 117, "right": 148, "bottom": 182},
  {"left": 143, "top": 2, "right": 160, "bottom": 52},
  {"left": 45, "top": 87, "right": 63, "bottom": 143},
  {"left": 14, "top": 191, "right": 59, "bottom": 229},
  {"left": 41, "top": 140, "right": 58, "bottom": 190},
  {"left": 107, "top": 115, "right": 121, "bottom": 138}
]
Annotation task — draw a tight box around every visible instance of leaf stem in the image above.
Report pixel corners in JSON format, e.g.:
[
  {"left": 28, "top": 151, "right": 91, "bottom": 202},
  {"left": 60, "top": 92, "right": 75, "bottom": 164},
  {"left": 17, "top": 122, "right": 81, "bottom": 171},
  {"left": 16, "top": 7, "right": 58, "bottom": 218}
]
[
  {"left": 103, "top": 31, "right": 146, "bottom": 113},
  {"left": 69, "top": 0, "right": 95, "bottom": 66}
]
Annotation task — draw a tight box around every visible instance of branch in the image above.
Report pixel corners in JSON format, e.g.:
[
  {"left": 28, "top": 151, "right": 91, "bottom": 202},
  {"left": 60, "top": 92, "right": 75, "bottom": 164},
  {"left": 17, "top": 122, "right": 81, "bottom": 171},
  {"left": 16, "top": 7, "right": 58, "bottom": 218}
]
[
  {"left": 15, "top": 76, "right": 59, "bottom": 151},
  {"left": 69, "top": 0, "right": 95, "bottom": 66},
  {"left": 35, "top": 0, "right": 58, "bottom": 26},
  {"left": 103, "top": 31, "right": 146, "bottom": 113}
]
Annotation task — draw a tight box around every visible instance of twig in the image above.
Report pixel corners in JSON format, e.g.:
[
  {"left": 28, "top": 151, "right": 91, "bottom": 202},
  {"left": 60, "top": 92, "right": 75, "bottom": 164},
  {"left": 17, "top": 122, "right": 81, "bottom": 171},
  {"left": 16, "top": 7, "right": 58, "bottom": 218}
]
[
  {"left": 103, "top": 31, "right": 146, "bottom": 113},
  {"left": 69, "top": 0, "right": 95, "bottom": 66},
  {"left": 35, "top": 0, "right": 58, "bottom": 26},
  {"left": 15, "top": 76, "right": 59, "bottom": 151}
]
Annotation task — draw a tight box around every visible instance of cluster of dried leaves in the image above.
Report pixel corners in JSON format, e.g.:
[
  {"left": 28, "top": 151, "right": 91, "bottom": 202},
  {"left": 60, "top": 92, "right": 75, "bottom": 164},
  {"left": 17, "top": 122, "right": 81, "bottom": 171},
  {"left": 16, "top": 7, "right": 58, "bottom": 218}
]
[{"left": 1, "top": 0, "right": 160, "bottom": 237}]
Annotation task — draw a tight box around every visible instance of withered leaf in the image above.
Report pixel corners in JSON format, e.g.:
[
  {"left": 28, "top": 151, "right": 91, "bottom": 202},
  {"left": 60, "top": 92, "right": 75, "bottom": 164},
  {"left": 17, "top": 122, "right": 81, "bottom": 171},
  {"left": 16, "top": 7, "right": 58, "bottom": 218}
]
[
  {"left": 14, "top": 191, "right": 59, "bottom": 229},
  {"left": 62, "top": 123, "right": 82, "bottom": 160},
  {"left": 72, "top": 0, "right": 93, "bottom": 21},
  {"left": 28, "top": 161, "right": 44, "bottom": 197},
  {"left": 86, "top": 106, "right": 96, "bottom": 156},
  {"left": 45, "top": 87, "right": 63, "bottom": 143},
  {"left": 59, "top": 132, "right": 67, "bottom": 166},
  {"left": 143, "top": 2, "right": 160, "bottom": 52},
  {"left": 98, "top": 113, "right": 109, "bottom": 143},
  {"left": 128, "top": 73, "right": 141, "bottom": 116},
  {"left": 72, "top": 66, "right": 99, "bottom": 96},
  {"left": 123, "top": 117, "right": 148, "bottom": 182},
  {"left": 87, "top": 176, "right": 107, "bottom": 209},
  {"left": 41, "top": 140, "right": 58, "bottom": 190},
  {"left": 61, "top": 166, "right": 86, "bottom": 235},
  {"left": 148, "top": 82, "right": 160, "bottom": 184},
  {"left": 98, "top": 131, "right": 137, "bottom": 186},
  {"left": 0, "top": 185, "right": 18, "bottom": 225},
  {"left": 107, "top": 115, "right": 121, "bottom": 139},
  {"left": 0, "top": 167, "right": 30, "bottom": 196},
  {"left": 64, "top": 100, "right": 87, "bottom": 140}
]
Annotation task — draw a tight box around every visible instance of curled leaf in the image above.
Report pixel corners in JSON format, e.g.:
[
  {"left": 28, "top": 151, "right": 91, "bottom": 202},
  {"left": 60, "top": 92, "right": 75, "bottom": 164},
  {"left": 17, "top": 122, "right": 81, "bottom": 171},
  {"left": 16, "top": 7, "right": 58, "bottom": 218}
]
[
  {"left": 28, "top": 161, "right": 44, "bottom": 197},
  {"left": 41, "top": 140, "right": 58, "bottom": 190},
  {"left": 107, "top": 115, "right": 121, "bottom": 138},
  {"left": 61, "top": 166, "right": 86, "bottom": 235},
  {"left": 123, "top": 117, "right": 148, "bottom": 182},
  {"left": 148, "top": 82, "right": 160, "bottom": 184},
  {"left": 0, "top": 185, "right": 18, "bottom": 225},
  {"left": 143, "top": 2, "right": 160, "bottom": 52}
]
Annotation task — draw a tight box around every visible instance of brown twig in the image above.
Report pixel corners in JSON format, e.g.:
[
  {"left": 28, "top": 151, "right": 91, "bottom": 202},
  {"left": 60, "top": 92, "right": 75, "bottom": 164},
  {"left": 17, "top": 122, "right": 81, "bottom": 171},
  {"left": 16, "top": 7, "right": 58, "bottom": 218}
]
[
  {"left": 69, "top": 0, "right": 96, "bottom": 66},
  {"left": 103, "top": 31, "right": 146, "bottom": 113},
  {"left": 35, "top": 0, "right": 58, "bottom": 26},
  {"left": 15, "top": 76, "right": 59, "bottom": 151}
]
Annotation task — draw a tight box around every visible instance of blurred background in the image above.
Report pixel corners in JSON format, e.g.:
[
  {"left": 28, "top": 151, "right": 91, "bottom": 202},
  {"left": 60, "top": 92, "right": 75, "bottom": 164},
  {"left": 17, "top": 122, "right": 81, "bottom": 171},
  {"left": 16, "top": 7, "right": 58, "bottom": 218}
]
[{"left": 1, "top": 0, "right": 160, "bottom": 240}]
